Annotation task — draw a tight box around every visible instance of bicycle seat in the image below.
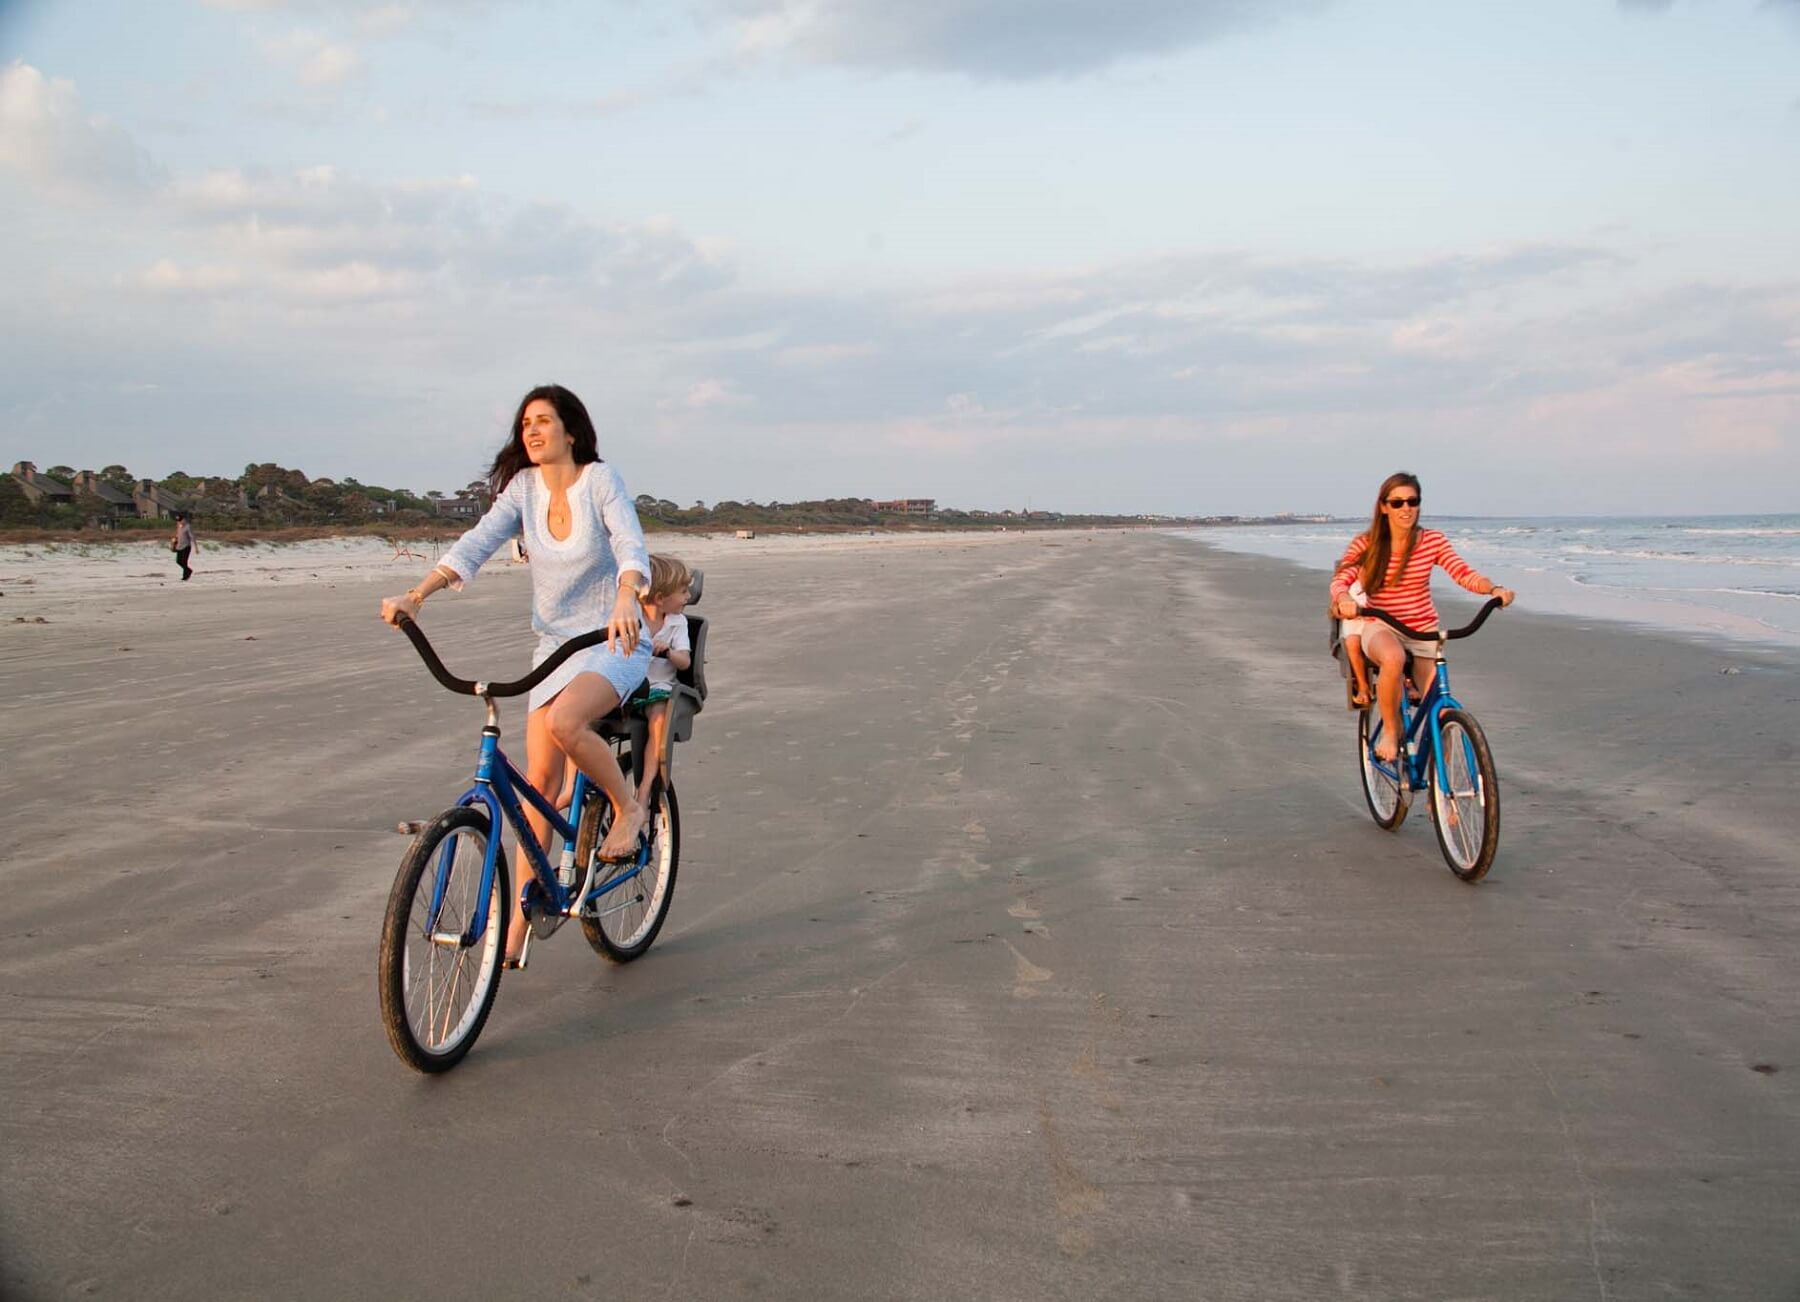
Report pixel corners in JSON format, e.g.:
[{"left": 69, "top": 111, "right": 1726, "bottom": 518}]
[
  {"left": 591, "top": 681, "right": 653, "bottom": 741},
  {"left": 587, "top": 609, "right": 710, "bottom": 741}
]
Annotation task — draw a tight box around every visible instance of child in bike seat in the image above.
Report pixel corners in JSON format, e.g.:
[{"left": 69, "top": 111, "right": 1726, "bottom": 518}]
[
  {"left": 636, "top": 554, "right": 693, "bottom": 807},
  {"left": 1338, "top": 578, "right": 1373, "bottom": 708}
]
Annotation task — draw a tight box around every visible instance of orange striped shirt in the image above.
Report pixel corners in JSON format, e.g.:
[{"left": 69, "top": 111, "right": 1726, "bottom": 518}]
[{"left": 1329, "top": 528, "right": 1489, "bottom": 632}]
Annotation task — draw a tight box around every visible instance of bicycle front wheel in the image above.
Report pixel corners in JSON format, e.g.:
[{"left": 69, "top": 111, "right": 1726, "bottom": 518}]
[
  {"left": 1357, "top": 707, "right": 1408, "bottom": 830},
  {"left": 1429, "top": 708, "right": 1500, "bottom": 882},
  {"left": 378, "top": 807, "right": 507, "bottom": 1072},
  {"left": 581, "top": 782, "right": 680, "bottom": 963}
]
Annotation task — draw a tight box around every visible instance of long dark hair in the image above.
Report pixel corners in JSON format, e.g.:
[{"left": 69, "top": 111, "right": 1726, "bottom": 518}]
[
  {"left": 1357, "top": 471, "right": 1422, "bottom": 596},
  {"left": 487, "top": 384, "right": 603, "bottom": 497}
]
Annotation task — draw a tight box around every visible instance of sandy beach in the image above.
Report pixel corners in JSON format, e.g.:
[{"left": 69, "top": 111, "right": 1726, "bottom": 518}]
[{"left": 2, "top": 529, "right": 1797, "bottom": 1300}]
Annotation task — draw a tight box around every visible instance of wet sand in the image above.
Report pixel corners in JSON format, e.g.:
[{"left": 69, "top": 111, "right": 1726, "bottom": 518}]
[{"left": 2, "top": 530, "right": 1797, "bottom": 1300}]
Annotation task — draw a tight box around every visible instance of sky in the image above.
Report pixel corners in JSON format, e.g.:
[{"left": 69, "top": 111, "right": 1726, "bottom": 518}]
[{"left": 2, "top": 0, "right": 1797, "bottom": 516}]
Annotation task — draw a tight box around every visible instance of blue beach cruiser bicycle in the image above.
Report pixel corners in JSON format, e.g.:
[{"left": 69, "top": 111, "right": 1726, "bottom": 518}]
[
  {"left": 1343, "top": 597, "right": 1505, "bottom": 882},
  {"left": 377, "top": 580, "right": 709, "bottom": 1072}
]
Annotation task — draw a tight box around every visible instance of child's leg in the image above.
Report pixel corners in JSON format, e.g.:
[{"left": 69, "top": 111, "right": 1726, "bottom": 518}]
[
  {"left": 637, "top": 700, "right": 670, "bottom": 803},
  {"left": 1346, "top": 636, "right": 1371, "bottom": 704}
]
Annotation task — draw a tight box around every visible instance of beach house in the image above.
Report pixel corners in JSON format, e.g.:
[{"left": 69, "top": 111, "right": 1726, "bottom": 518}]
[
  {"left": 431, "top": 493, "right": 485, "bottom": 520},
  {"left": 132, "top": 479, "right": 186, "bottom": 520},
  {"left": 9, "top": 462, "right": 74, "bottom": 509},
  {"left": 68, "top": 471, "right": 139, "bottom": 523}
]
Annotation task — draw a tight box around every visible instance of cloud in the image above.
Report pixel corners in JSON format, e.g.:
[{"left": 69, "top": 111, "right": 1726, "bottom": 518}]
[
  {"left": 718, "top": 0, "right": 1333, "bottom": 79},
  {"left": 664, "top": 378, "right": 754, "bottom": 410},
  {"left": 0, "top": 62, "right": 161, "bottom": 200},
  {"left": 4, "top": 56, "right": 1793, "bottom": 513},
  {"left": 135, "top": 258, "right": 246, "bottom": 295},
  {"left": 777, "top": 341, "right": 878, "bottom": 367},
  {"left": 262, "top": 29, "right": 362, "bottom": 84},
  {"left": 466, "top": 90, "right": 646, "bottom": 120},
  {"left": 202, "top": 0, "right": 423, "bottom": 15}
]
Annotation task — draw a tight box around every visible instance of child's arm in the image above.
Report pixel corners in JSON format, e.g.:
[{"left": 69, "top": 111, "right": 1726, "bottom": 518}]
[{"left": 659, "top": 615, "right": 692, "bottom": 672}]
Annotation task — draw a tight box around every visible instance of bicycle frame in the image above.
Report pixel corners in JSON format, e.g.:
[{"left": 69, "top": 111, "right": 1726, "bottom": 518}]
[
  {"left": 1368, "top": 648, "right": 1467, "bottom": 798},
  {"left": 425, "top": 698, "right": 649, "bottom": 949}
]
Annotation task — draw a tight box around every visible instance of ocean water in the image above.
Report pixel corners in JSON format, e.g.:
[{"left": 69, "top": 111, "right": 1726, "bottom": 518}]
[{"left": 1172, "top": 514, "right": 1800, "bottom": 649}]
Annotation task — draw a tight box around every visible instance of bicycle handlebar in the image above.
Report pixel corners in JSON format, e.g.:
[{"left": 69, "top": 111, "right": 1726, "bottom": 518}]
[
  {"left": 395, "top": 615, "right": 615, "bottom": 698},
  {"left": 1359, "top": 596, "right": 1505, "bottom": 643}
]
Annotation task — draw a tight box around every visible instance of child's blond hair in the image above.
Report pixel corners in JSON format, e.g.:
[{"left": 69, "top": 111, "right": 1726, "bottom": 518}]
[{"left": 645, "top": 553, "right": 692, "bottom": 601}]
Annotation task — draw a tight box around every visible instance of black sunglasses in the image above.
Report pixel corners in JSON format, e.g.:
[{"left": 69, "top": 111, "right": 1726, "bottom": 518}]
[{"left": 1385, "top": 495, "right": 1421, "bottom": 508}]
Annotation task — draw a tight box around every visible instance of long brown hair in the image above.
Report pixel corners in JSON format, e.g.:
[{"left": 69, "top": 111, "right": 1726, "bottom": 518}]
[
  {"left": 487, "top": 384, "right": 603, "bottom": 497},
  {"left": 1357, "top": 471, "right": 1422, "bottom": 596}
]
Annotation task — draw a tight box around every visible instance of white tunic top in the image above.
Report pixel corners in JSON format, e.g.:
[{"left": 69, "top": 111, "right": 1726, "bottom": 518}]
[{"left": 437, "top": 462, "right": 653, "bottom": 710}]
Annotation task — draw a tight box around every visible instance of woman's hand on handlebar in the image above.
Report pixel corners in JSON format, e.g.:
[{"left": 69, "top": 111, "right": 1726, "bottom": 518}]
[
  {"left": 1492, "top": 586, "right": 1515, "bottom": 607},
  {"left": 381, "top": 592, "right": 421, "bottom": 627},
  {"left": 1333, "top": 595, "right": 1359, "bottom": 619},
  {"left": 607, "top": 588, "right": 641, "bottom": 654}
]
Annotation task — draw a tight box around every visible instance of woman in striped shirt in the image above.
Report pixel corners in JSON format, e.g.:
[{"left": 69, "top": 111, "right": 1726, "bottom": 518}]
[{"left": 1329, "top": 472, "right": 1514, "bottom": 761}]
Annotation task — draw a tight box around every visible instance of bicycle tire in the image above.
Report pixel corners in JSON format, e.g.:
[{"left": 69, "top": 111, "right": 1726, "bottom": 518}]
[
  {"left": 1357, "top": 706, "right": 1408, "bottom": 830},
  {"left": 1429, "top": 708, "right": 1500, "bottom": 882},
  {"left": 378, "top": 807, "right": 507, "bottom": 1072},
  {"left": 581, "top": 782, "right": 679, "bottom": 963}
]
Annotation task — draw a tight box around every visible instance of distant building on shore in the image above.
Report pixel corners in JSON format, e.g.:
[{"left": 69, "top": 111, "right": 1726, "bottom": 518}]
[
  {"left": 873, "top": 498, "right": 935, "bottom": 515},
  {"left": 67, "top": 471, "right": 138, "bottom": 527},
  {"left": 430, "top": 490, "right": 487, "bottom": 520},
  {"left": 132, "top": 479, "right": 188, "bottom": 519},
  {"left": 9, "top": 463, "right": 192, "bottom": 523},
  {"left": 10, "top": 462, "right": 74, "bottom": 508}
]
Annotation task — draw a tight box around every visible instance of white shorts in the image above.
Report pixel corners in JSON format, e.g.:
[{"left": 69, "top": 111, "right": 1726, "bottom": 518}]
[{"left": 1359, "top": 621, "right": 1440, "bottom": 661}]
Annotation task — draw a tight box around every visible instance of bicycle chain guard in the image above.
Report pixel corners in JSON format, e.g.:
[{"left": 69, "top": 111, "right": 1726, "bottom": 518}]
[{"left": 525, "top": 881, "right": 570, "bottom": 940}]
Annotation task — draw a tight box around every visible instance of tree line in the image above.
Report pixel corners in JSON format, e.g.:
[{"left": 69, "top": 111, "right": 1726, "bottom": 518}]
[{"left": 3, "top": 460, "right": 1194, "bottom": 533}]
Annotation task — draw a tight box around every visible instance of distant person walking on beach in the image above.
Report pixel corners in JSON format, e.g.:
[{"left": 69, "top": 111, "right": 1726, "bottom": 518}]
[
  {"left": 171, "top": 512, "right": 195, "bottom": 581},
  {"left": 380, "top": 383, "right": 653, "bottom": 968},
  {"left": 1329, "top": 472, "right": 1513, "bottom": 762}
]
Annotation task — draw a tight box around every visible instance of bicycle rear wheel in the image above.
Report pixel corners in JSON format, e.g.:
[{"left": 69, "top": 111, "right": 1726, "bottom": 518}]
[
  {"left": 1357, "top": 707, "right": 1408, "bottom": 830},
  {"left": 378, "top": 807, "right": 507, "bottom": 1072},
  {"left": 581, "top": 782, "right": 680, "bottom": 963},
  {"left": 1429, "top": 708, "right": 1500, "bottom": 882}
]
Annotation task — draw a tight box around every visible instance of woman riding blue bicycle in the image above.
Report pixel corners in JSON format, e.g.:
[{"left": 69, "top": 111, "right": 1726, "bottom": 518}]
[
  {"left": 381, "top": 383, "right": 652, "bottom": 967},
  {"left": 1329, "top": 472, "right": 1514, "bottom": 763}
]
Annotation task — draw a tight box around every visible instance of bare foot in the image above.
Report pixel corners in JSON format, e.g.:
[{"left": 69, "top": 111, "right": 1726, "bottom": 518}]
[
  {"left": 599, "top": 799, "right": 647, "bottom": 860},
  {"left": 1374, "top": 734, "right": 1400, "bottom": 763},
  {"left": 1351, "top": 683, "right": 1371, "bottom": 708}
]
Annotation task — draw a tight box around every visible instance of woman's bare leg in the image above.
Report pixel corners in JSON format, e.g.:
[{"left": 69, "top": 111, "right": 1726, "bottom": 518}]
[
  {"left": 1410, "top": 654, "right": 1437, "bottom": 700},
  {"left": 509, "top": 705, "right": 568, "bottom": 962},
  {"left": 545, "top": 673, "right": 645, "bottom": 861}
]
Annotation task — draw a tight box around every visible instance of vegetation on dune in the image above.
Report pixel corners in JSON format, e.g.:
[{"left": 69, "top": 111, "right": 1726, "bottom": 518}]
[{"left": 5, "top": 459, "right": 1229, "bottom": 540}]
